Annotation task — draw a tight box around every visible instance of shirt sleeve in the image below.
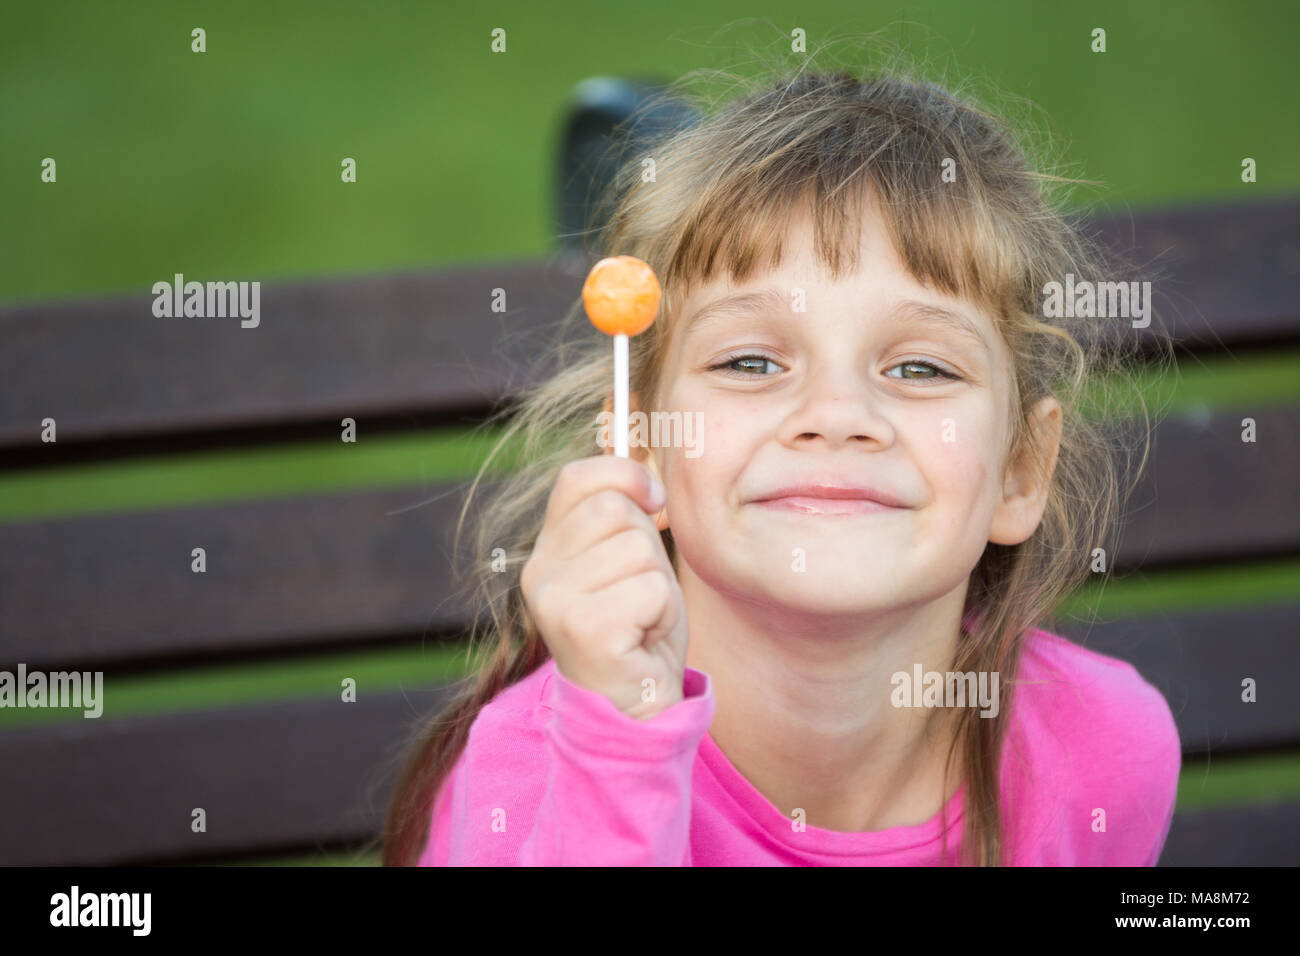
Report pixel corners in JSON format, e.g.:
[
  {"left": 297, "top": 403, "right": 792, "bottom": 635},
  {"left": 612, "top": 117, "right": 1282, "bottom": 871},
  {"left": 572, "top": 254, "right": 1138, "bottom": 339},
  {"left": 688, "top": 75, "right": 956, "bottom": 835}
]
[
  {"left": 518, "top": 664, "right": 716, "bottom": 866},
  {"left": 1134, "top": 682, "right": 1182, "bottom": 866},
  {"left": 425, "top": 663, "right": 716, "bottom": 866},
  {"left": 1078, "top": 662, "right": 1183, "bottom": 867},
  {"left": 1000, "top": 634, "right": 1185, "bottom": 867}
]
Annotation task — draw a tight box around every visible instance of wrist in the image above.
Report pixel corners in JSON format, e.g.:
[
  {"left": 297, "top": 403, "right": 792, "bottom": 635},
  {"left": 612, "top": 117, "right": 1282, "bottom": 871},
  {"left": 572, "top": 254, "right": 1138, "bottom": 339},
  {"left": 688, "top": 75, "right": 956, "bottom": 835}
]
[{"left": 621, "top": 682, "right": 685, "bottom": 721}]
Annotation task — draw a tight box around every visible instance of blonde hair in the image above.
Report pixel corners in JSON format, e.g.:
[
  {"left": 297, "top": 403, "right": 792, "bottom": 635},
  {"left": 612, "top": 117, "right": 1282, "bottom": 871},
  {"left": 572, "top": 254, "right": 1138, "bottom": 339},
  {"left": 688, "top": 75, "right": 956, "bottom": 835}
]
[{"left": 378, "top": 33, "right": 1173, "bottom": 866}]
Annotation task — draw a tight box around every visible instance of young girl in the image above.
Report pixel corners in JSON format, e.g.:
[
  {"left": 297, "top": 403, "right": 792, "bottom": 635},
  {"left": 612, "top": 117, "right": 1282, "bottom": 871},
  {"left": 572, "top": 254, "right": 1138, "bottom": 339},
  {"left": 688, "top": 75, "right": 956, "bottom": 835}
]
[{"left": 380, "top": 57, "right": 1181, "bottom": 866}]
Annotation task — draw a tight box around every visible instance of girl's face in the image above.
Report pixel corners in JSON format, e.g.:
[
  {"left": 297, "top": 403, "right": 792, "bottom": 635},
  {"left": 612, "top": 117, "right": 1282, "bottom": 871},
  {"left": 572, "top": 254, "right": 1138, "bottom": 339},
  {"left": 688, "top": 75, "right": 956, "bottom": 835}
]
[{"left": 646, "top": 198, "right": 1059, "bottom": 617}]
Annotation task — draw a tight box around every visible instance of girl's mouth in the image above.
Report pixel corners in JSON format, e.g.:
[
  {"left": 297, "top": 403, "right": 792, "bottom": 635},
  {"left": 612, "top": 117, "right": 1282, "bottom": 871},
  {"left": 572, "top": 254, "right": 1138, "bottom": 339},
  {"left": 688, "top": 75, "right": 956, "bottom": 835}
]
[{"left": 753, "top": 496, "right": 903, "bottom": 516}]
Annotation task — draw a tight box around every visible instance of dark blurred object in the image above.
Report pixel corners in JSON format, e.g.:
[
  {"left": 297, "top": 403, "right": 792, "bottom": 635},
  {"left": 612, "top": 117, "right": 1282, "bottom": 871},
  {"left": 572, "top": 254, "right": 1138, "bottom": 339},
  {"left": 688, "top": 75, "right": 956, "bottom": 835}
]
[{"left": 555, "top": 76, "right": 699, "bottom": 260}]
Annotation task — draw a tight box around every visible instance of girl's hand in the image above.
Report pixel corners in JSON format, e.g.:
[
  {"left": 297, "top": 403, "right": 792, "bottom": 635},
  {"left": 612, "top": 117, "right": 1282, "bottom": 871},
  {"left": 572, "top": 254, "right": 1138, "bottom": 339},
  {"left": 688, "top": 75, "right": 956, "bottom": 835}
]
[{"left": 521, "top": 454, "right": 688, "bottom": 720}]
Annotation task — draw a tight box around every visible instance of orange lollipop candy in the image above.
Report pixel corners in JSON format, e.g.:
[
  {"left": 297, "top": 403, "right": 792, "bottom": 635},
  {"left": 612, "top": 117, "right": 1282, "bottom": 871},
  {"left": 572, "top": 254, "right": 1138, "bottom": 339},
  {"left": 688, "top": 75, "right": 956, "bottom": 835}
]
[
  {"left": 582, "top": 255, "right": 661, "bottom": 458},
  {"left": 582, "top": 255, "right": 661, "bottom": 336}
]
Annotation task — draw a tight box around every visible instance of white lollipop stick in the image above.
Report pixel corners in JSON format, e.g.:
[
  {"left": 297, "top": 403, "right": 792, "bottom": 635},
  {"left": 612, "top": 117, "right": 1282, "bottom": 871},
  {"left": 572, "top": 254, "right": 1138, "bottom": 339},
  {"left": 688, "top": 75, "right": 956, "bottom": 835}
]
[{"left": 613, "top": 332, "right": 629, "bottom": 458}]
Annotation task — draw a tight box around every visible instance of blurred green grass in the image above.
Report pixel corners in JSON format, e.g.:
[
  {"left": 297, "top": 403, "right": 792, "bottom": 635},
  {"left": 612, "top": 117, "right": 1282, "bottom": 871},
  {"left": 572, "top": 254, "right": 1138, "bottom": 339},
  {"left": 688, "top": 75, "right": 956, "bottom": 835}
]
[
  {"left": 0, "top": 641, "right": 487, "bottom": 730},
  {"left": 0, "top": 425, "right": 518, "bottom": 523},
  {"left": 2, "top": 1, "right": 1298, "bottom": 305}
]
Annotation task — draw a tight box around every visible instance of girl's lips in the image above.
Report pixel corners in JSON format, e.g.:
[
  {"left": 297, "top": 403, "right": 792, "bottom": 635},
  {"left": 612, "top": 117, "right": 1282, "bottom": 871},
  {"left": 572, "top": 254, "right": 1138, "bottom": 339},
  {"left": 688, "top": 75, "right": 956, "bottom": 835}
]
[{"left": 753, "top": 496, "right": 903, "bottom": 516}]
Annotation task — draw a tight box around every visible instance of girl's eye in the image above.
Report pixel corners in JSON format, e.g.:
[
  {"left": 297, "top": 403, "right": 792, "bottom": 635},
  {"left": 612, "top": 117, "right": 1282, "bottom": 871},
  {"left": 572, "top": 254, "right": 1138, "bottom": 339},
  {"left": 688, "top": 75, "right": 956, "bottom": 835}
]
[
  {"left": 707, "top": 353, "right": 783, "bottom": 378},
  {"left": 885, "top": 360, "right": 960, "bottom": 383}
]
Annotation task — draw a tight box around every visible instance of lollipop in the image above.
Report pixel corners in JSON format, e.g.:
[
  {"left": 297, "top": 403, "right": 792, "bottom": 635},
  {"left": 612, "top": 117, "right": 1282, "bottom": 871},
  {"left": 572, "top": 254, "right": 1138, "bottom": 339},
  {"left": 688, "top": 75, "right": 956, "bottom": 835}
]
[{"left": 582, "top": 255, "right": 661, "bottom": 458}]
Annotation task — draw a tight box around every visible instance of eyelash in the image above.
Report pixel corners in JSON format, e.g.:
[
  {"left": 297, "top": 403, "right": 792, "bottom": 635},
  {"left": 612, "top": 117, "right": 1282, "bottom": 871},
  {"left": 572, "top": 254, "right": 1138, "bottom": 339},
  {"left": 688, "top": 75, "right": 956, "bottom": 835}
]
[{"left": 706, "top": 352, "right": 961, "bottom": 383}]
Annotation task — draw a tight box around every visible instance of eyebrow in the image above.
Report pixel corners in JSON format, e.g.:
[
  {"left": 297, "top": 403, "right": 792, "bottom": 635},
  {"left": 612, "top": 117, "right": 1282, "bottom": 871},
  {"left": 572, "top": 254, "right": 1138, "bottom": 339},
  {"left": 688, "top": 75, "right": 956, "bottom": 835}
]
[
  {"left": 682, "top": 287, "right": 993, "bottom": 356},
  {"left": 681, "top": 288, "right": 790, "bottom": 337}
]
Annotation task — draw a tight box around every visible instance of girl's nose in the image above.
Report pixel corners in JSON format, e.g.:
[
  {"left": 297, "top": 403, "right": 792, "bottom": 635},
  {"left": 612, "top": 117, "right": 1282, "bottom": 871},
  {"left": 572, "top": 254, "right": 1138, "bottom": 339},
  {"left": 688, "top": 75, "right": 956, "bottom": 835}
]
[{"left": 778, "top": 371, "right": 895, "bottom": 448}]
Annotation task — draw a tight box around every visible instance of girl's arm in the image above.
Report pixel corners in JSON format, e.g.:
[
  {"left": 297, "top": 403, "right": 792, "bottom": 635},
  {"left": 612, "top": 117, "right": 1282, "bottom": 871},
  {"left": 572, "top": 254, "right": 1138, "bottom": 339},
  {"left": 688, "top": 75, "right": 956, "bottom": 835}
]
[
  {"left": 425, "top": 661, "right": 715, "bottom": 866},
  {"left": 519, "top": 663, "right": 715, "bottom": 866}
]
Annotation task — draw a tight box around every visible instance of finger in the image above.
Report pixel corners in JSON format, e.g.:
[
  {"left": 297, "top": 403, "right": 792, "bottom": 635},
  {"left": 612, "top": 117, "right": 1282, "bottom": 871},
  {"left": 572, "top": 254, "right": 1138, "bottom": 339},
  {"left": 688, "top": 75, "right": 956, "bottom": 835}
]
[
  {"left": 545, "top": 487, "right": 663, "bottom": 564},
  {"left": 563, "top": 527, "right": 673, "bottom": 597},
  {"left": 542, "top": 454, "right": 663, "bottom": 534},
  {"left": 573, "top": 569, "right": 678, "bottom": 657}
]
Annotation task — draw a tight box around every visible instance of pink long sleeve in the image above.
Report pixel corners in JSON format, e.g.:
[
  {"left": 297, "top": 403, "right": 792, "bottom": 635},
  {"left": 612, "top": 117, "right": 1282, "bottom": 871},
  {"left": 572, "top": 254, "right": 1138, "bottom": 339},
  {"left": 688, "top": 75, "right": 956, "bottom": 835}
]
[
  {"left": 520, "top": 665, "right": 715, "bottom": 865},
  {"left": 423, "top": 662, "right": 715, "bottom": 866}
]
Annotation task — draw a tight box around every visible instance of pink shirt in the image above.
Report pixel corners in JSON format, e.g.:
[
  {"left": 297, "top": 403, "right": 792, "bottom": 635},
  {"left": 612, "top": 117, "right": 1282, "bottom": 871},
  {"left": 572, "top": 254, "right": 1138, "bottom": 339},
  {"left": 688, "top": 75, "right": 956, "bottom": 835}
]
[{"left": 417, "top": 626, "right": 1181, "bottom": 865}]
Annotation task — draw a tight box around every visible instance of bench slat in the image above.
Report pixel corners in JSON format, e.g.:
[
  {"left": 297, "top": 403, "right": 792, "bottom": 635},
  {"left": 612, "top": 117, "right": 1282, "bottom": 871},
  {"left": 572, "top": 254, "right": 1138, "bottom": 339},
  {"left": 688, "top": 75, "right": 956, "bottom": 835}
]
[
  {"left": 0, "top": 257, "right": 585, "bottom": 452},
  {"left": 1106, "top": 403, "right": 1300, "bottom": 568},
  {"left": 3, "top": 199, "right": 1297, "bottom": 454},
  {"left": 0, "top": 482, "right": 477, "bottom": 669},
  {"left": 3, "top": 405, "right": 1295, "bottom": 670},
  {"left": 1158, "top": 799, "right": 1300, "bottom": 866},
  {"left": 1087, "top": 196, "right": 1300, "bottom": 354},
  {"left": 0, "top": 685, "right": 455, "bottom": 866},
  {"left": 0, "top": 681, "right": 1290, "bottom": 866},
  {"left": 1057, "top": 601, "right": 1300, "bottom": 756}
]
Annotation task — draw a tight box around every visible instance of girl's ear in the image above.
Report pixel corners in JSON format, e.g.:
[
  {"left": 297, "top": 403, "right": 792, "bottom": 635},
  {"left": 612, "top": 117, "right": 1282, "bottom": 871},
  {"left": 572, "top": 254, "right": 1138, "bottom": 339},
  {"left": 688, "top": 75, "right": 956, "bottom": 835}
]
[
  {"left": 989, "top": 396, "right": 1062, "bottom": 546},
  {"left": 602, "top": 389, "right": 670, "bottom": 531}
]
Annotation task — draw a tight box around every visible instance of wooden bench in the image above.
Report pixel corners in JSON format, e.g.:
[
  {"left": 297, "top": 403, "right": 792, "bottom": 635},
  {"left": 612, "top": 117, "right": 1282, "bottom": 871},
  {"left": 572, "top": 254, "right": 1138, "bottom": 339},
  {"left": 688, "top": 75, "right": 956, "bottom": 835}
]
[{"left": 1, "top": 104, "right": 1297, "bottom": 863}]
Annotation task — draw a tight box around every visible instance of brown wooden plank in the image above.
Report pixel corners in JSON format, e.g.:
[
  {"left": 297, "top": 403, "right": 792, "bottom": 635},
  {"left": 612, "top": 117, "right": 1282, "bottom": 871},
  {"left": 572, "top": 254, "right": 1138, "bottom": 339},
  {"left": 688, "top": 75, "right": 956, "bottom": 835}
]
[
  {"left": 1085, "top": 196, "right": 1300, "bottom": 355},
  {"left": 1157, "top": 800, "right": 1300, "bottom": 866},
  {"left": 2, "top": 199, "right": 1296, "bottom": 455},
  {"left": 0, "top": 480, "right": 489, "bottom": 670},
  {"left": 0, "top": 676, "right": 1293, "bottom": 866},
  {"left": 1056, "top": 602, "right": 1300, "bottom": 757},
  {"left": 3, "top": 402, "right": 1296, "bottom": 670},
  {"left": 1107, "top": 403, "right": 1300, "bottom": 568},
  {"left": 0, "top": 255, "right": 589, "bottom": 451},
  {"left": 0, "top": 684, "right": 458, "bottom": 866}
]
